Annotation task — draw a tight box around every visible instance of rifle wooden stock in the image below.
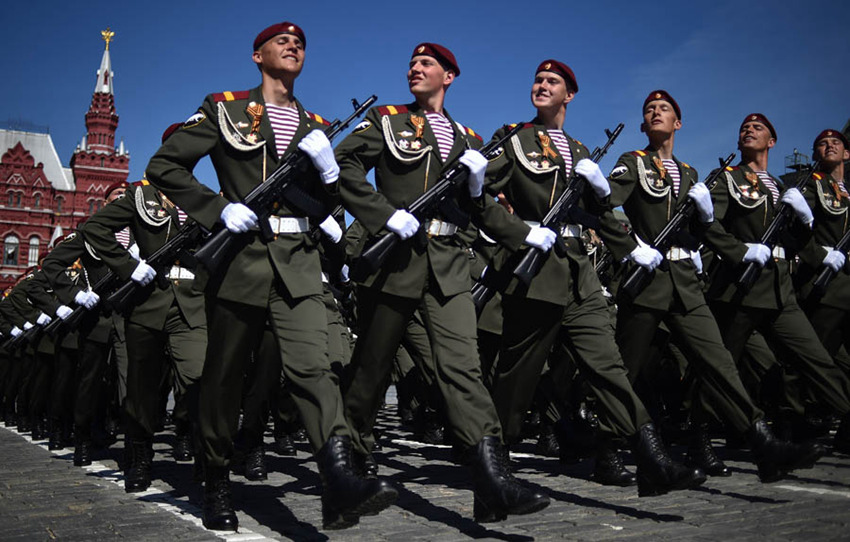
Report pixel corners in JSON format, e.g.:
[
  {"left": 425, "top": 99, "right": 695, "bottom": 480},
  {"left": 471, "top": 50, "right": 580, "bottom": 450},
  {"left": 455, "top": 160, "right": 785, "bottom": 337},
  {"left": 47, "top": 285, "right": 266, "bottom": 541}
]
[
  {"left": 195, "top": 95, "right": 377, "bottom": 274},
  {"left": 618, "top": 153, "right": 736, "bottom": 301},
  {"left": 511, "top": 123, "right": 625, "bottom": 285},
  {"left": 352, "top": 123, "right": 524, "bottom": 283},
  {"left": 735, "top": 161, "right": 820, "bottom": 293},
  {"left": 811, "top": 227, "right": 850, "bottom": 294}
]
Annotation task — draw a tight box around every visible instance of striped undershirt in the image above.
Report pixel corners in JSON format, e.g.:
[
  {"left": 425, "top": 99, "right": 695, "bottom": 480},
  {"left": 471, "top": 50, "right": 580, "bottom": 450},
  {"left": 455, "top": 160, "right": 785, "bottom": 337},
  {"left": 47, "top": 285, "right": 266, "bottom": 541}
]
[
  {"left": 115, "top": 228, "right": 130, "bottom": 249},
  {"left": 547, "top": 130, "right": 573, "bottom": 174},
  {"left": 425, "top": 112, "right": 455, "bottom": 161},
  {"left": 835, "top": 180, "right": 849, "bottom": 198},
  {"left": 661, "top": 159, "right": 681, "bottom": 196},
  {"left": 265, "top": 104, "right": 300, "bottom": 157},
  {"left": 755, "top": 171, "right": 779, "bottom": 204},
  {"left": 177, "top": 208, "right": 187, "bottom": 225}
]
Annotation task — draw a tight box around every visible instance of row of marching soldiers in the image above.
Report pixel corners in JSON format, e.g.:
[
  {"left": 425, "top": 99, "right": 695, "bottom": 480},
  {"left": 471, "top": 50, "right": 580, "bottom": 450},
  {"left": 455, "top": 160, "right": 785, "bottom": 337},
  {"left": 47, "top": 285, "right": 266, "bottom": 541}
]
[{"left": 2, "top": 21, "right": 850, "bottom": 534}]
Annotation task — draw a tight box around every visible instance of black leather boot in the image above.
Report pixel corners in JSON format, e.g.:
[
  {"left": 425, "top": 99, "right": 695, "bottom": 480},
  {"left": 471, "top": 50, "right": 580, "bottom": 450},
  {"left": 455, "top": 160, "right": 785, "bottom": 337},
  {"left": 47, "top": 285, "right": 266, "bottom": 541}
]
[
  {"left": 534, "top": 422, "right": 560, "bottom": 458},
  {"left": 593, "top": 438, "right": 637, "bottom": 487},
  {"left": 316, "top": 435, "right": 398, "bottom": 530},
  {"left": 273, "top": 432, "right": 297, "bottom": 456},
  {"left": 74, "top": 438, "right": 92, "bottom": 467},
  {"left": 203, "top": 466, "right": 238, "bottom": 532},
  {"left": 749, "top": 419, "right": 824, "bottom": 482},
  {"left": 124, "top": 439, "right": 153, "bottom": 493},
  {"left": 173, "top": 423, "right": 193, "bottom": 462},
  {"left": 687, "top": 424, "right": 731, "bottom": 477},
  {"left": 465, "top": 436, "right": 550, "bottom": 523},
  {"left": 48, "top": 420, "right": 64, "bottom": 451},
  {"left": 244, "top": 445, "right": 267, "bottom": 481},
  {"left": 17, "top": 415, "right": 30, "bottom": 433},
  {"left": 414, "top": 408, "right": 445, "bottom": 445},
  {"left": 31, "top": 418, "right": 46, "bottom": 441},
  {"left": 352, "top": 450, "right": 379, "bottom": 480},
  {"left": 631, "top": 423, "right": 706, "bottom": 497}
]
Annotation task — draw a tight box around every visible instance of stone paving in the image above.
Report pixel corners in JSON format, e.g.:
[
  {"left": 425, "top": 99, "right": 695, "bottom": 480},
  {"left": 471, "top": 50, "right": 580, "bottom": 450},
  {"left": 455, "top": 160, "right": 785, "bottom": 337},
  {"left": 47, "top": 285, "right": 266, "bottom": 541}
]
[{"left": 1, "top": 399, "right": 849, "bottom": 541}]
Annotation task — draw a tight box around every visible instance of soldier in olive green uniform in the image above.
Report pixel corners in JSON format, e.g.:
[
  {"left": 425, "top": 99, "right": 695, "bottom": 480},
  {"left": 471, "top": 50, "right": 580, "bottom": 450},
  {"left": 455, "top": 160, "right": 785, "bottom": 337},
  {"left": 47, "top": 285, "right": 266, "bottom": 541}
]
[
  {"left": 81, "top": 180, "right": 207, "bottom": 491},
  {"left": 145, "top": 22, "right": 396, "bottom": 531},
  {"left": 483, "top": 60, "right": 704, "bottom": 497},
  {"left": 605, "top": 91, "right": 819, "bottom": 482},
  {"left": 337, "top": 43, "right": 549, "bottom": 522},
  {"left": 705, "top": 114, "right": 850, "bottom": 452}
]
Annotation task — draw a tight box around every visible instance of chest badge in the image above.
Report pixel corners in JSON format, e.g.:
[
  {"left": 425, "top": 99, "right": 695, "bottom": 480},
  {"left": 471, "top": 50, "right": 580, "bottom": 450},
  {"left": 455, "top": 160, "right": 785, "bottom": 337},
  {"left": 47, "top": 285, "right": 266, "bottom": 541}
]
[{"left": 245, "top": 102, "right": 264, "bottom": 143}]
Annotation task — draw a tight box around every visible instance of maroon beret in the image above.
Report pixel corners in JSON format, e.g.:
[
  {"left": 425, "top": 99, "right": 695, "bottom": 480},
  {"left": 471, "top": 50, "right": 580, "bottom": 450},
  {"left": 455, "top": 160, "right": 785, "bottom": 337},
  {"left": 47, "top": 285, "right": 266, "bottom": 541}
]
[
  {"left": 536, "top": 60, "right": 578, "bottom": 92},
  {"left": 51, "top": 235, "right": 65, "bottom": 247},
  {"left": 813, "top": 129, "right": 849, "bottom": 151},
  {"left": 104, "top": 181, "right": 128, "bottom": 199},
  {"left": 253, "top": 22, "right": 306, "bottom": 51},
  {"left": 741, "top": 113, "right": 777, "bottom": 140},
  {"left": 643, "top": 90, "right": 681, "bottom": 120},
  {"left": 412, "top": 43, "right": 460, "bottom": 76},
  {"left": 161, "top": 122, "right": 182, "bottom": 144}
]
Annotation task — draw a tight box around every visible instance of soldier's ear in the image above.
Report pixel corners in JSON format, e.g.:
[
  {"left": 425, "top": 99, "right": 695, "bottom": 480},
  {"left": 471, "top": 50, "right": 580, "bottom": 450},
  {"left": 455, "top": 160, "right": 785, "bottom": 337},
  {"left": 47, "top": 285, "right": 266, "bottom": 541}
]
[
  {"left": 640, "top": 122, "right": 646, "bottom": 133},
  {"left": 674, "top": 119, "right": 682, "bottom": 131}
]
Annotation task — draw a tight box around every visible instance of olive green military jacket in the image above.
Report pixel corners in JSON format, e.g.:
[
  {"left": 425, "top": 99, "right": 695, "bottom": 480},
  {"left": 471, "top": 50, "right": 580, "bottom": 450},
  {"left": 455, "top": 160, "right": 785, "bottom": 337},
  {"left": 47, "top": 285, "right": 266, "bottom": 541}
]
[
  {"left": 3, "top": 280, "right": 41, "bottom": 327},
  {"left": 17, "top": 270, "right": 63, "bottom": 355},
  {"left": 146, "top": 86, "right": 336, "bottom": 306},
  {"left": 795, "top": 171, "right": 849, "bottom": 308},
  {"left": 81, "top": 183, "right": 206, "bottom": 330},
  {"left": 41, "top": 232, "right": 112, "bottom": 343},
  {"left": 604, "top": 149, "right": 706, "bottom": 311},
  {"left": 704, "top": 164, "right": 811, "bottom": 310},
  {"left": 482, "top": 120, "right": 614, "bottom": 306},
  {"left": 336, "top": 102, "right": 526, "bottom": 299}
]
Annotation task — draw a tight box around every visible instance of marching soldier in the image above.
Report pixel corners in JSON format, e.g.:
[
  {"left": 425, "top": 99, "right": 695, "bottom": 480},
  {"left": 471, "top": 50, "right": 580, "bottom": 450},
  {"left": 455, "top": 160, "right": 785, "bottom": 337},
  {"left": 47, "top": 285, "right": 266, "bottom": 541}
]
[
  {"left": 704, "top": 114, "right": 850, "bottom": 453},
  {"left": 145, "top": 22, "right": 397, "bottom": 531},
  {"left": 604, "top": 91, "right": 820, "bottom": 481},
  {"left": 336, "top": 43, "right": 550, "bottom": 521},
  {"left": 481, "top": 61, "right": 704, "bottom": 496}
]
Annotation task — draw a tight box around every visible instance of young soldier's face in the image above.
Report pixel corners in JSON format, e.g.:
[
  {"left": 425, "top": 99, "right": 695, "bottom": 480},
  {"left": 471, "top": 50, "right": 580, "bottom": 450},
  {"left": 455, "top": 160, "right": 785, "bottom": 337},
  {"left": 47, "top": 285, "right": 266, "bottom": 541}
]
[
  {"left": 642, "top": 100, "right": 681, "bottom": 136},
  {"left": 738, "top": 122, "right": 775, "bottom": 153},
  {"left": 531, "top": 72, "right": 574, "bottom": 110},
  {"left": 253, "top": 34, "right": 305, "bottom": 76},
  {"left": 105, "top": 188, "right": 125, "bottom": 204},
  {"left": 814, "top": 137, "right": 850, "bottom": 165},
  {"left": 408, "top": 55, "right": 453, "bottom": 96}
]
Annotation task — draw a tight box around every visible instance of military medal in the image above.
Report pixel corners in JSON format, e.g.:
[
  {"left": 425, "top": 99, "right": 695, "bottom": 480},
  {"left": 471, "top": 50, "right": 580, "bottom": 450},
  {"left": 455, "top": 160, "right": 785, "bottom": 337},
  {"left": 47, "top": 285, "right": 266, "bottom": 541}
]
[
  {"left": 410, "top": 115, "right": 426, "bottom": 140},
  {"left": 399, "top": 139, "right": 410, "bottom": 150},
  {"left": 541, "top": 160, "right": 550, "bottom": 169},
  {"left": 245, "top": 102, "right": 264, "bottom": 143},
  {"left": 398, "top": 130, "right": 413, "bottom": 138},
  {"left": 538, "top": 132, "right": 558, "bottom": 160},
  {"left": 745, "top": 171, "right": 759, "bottom": 187},
  {"left": 652, "top": 156, "right": 667, "bottom": 180},
  {"left": 410, "top": 140, "right": 422, "bottom": 150}
]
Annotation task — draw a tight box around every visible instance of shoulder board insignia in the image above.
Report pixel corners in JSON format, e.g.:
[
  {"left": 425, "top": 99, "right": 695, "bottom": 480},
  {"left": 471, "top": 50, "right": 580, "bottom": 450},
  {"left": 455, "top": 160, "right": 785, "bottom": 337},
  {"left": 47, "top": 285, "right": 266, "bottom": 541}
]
[
  {"left": 507, "top": 122, "right": 534, "bottom": 130},
  {"left": 682, "top": 162, "right": 691, "bottom": 169},
  {"left": 457, "top": 123, "right": 482, "bottom": 142},
  {"left": 305, "top": 111, "right": 331, "bottom": 125},
  {"left": 132, "top": 179, "right": 148, "bottom": 187},
  {"left": 631, "top": 150, "right": 647, "bottom": 157},
  {"left": 212, "top": 90, "right": 251, "bottom": 103},
  {"left": 813, "top": 172, "right": 823, "bottom": 180},
  {"left": 575, "top": 140, "right": 582, "bottom": 147},
  {"left": 377, "top": 105, "right": 409, "bottom": 116},
  {"left": 727, "top": 165, "right": 739, "bottom": 171}
]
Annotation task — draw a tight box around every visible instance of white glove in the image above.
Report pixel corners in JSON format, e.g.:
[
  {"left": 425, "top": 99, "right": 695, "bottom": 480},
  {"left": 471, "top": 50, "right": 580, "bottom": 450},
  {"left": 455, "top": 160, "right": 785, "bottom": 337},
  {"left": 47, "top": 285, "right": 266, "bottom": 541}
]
[
  {"left": 386, "top": 210, "right": 420, "bottom": 240},
  {"left": 36, "top": 313, "right": 51, "bottom": 326},
  {"left": 823, "top": 250, "right": 846, "bottom": 272},
  {"left": 319, "top": 216, "right": 343, "bottom": 244},
  {"left": 688, "top": 183, "right": 714, "bottom": 223},
  {"left": 298, "top": 130, "right": 339, "bottom": 184},
  {"left": 220, "top": 203, "right": 258, "bottom": 233},
  {"left": 23, "top": 321, "right": 34, "bottom": 331},
  {"left": 524, "top": 226, "right": 557, "bottom": 252},
  {"left": 742, "top": 243, "right": 771, "bottom": 267},
  {"left": 128, "top": 243, "right": 141, "bottom": 261},
  {"left": 459, "top": 149, "right": 487, "bottom": 198},
  {"left": 780, "top": 188, "right": 813, "bottom": 226},
  {"left": 340, "top": 264, "right": 350, "bottom": 283},
  {"left": 10, "top": 326, "right": 22, "bottom": 338},
  {"left": 692, "top": 250, "right": 704, "bottom": 274},
  {"left": 83, "top": 290, "right": 100, "bottom": 309},
  {"left": 628, "top": 245, "right": 664, "bottom": 271},
  {"left": 56, "top": 305, "right": 74, "bottom": 320},
  {"left": 131, "top": 260, "right": 156, "bottom": 286},
  {"left": 575, "top": 158, "right": 610, "bottom": 198}
]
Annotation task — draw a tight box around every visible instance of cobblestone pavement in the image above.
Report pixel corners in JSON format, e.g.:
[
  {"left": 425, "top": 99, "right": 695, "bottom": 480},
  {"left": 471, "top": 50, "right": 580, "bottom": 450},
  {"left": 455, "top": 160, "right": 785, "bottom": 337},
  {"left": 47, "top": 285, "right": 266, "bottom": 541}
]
[{"left": 2, "top": 398, "right": 849, "bottom": 541}]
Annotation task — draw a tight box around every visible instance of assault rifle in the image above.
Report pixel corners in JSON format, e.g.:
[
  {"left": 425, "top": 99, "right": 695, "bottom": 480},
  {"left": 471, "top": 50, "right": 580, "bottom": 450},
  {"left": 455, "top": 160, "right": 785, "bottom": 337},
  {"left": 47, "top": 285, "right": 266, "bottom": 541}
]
[
  {"left": 351, "top": 123, "right": 524, "bottom": 283},
  {"left": 194, "top": 95, "right": 377, "bottom": 273},
  {"left": 618, "top": 153, "right": 736, "bottom": 301},
  {"left": 811, "top": 226, "right": 850, "bottom": 295},
  {"left": 43, "top": 270, "right": 122, "bottom": 337},
  {"left": 106, "top": 220, "right": 208, "bottom": 312},
  {"left": 736, "top": 161, "right": 820, "bottom": 293},
  {"left": 470, "top": 123, "right": 624, "bottom": 312}
]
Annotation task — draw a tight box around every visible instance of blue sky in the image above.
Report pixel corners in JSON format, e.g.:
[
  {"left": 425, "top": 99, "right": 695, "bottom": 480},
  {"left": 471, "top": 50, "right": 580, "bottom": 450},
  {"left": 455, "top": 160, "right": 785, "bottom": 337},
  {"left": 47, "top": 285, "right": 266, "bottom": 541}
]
[{"left": 2, "top": 0, "right": 848, "bottom": 190}]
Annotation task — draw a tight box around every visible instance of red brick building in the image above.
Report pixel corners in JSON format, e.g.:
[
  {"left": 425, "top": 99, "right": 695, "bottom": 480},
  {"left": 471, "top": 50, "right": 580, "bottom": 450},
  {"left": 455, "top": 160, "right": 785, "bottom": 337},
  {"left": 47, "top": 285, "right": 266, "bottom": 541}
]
[{"left": 0, "top": 32, "right": 129, "bottom": 290}]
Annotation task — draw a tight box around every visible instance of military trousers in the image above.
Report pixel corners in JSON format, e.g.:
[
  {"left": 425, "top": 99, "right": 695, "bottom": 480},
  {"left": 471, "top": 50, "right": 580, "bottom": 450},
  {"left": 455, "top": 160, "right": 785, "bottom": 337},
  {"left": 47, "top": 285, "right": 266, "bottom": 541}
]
[
  {"left": 73, "top": 338, "right": 110, "bottom": 439},
  {"left": 344, "top": 285, "right": 501, "bottom": 456},
  {"left": 616, "top": 297, "right": 762, "bottom": 434},
  {"left": 29, "top": 351, "right": 54, "bottom": 423},
  {"left": 493, "top": 290, "right": 651, "bottom": 444},
  {"left": 124, "top": 303, "right": 205, "bottom": 439},
  {"left": 804, "top": 304, "right": 850, "bottom": 365},
  {"left": 240, "top": 327, "right": 280, "bottom": 447},
  {"left": 49, "top": 345, "right": 77, "bottom": 424},
  {"left": 711, "top": 299, "right": 850, "bottom": 416},
  {"left": 201, "top": 282, "right": 348, "bottom": 467}
]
